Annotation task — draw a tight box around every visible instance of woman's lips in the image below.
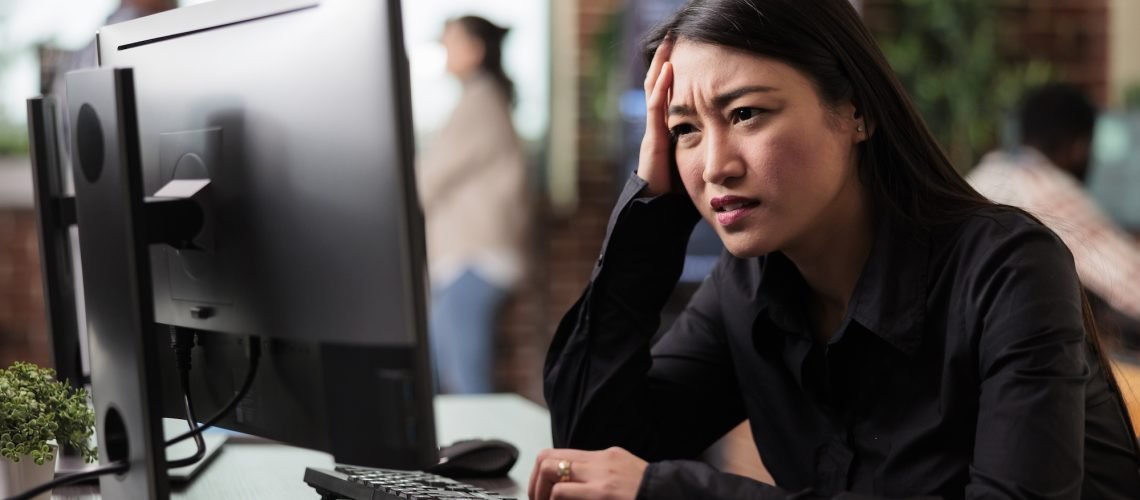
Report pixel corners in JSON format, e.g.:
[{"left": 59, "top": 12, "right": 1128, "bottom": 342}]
[
  {"left": 715, "top": 203, "right": 758, "bottom": 226},
  {"left": 710, "top": 195, "right": 761, "bottom": 227}
]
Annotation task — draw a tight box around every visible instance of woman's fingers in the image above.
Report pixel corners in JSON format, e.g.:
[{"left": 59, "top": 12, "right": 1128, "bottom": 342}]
[
  {"left": 549, "top": 482, "right": 596, "bottom": 500},
  {"left": 637, "top": 34, "right": 677, "bottom": 197},
  {"left": 643, "top": 34, "right": 675, "bottom": 96},
  {"left": 637, "top": 60, "right": 675, "bottom": 196},
  {"left": 528, "top": 448, "right": 648, "bottom": 500},
  {"left": 531, "top": 458, "right": 556, "bottom": 500},
  {"left": 533, "top": 457, "right": 577, "bottom": 500},
  {"left": 645, "top": 61, "right": 673, "bottom": 135},
  {"left": 528, "top": 449, "right": 593, "bottom": 500},
  {"left": 527, "top": 449, "right": 546, "bottom": 499}
]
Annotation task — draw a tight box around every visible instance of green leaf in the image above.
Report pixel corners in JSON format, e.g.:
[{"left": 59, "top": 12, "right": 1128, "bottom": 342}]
[
  {"left": 0, "top": 362, "right": 97, "bottom": 463},
  {"left": 874, "top": 0, "right": 1055, "bottom": 170}
]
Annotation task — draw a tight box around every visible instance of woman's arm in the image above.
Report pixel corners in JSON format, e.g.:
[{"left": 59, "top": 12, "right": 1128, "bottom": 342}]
[
  {"left": 964, "top": 218, "right": 1088, "bottom": 499},
  {"left": 544, "top": 174, "right": 748, "bottom": 459},
  {"left": 531, "top": 450, "right": 943, "bottom": 500},
  {"left": 541, "top": 212, "right": 1106, "bottom": 500}
]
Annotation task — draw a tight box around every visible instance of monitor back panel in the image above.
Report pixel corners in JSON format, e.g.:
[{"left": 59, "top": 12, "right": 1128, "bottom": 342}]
[
  {"left": 96, "top": 0, "right": 437, "bottom": 469},
  {"left": 98, "top": 0, "right": 424, "bottom": 348}
]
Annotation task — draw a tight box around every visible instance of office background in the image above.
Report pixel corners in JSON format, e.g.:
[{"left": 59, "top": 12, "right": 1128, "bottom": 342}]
[{"left": 1, "top": 0, "right": 1139, "bottom": 405}]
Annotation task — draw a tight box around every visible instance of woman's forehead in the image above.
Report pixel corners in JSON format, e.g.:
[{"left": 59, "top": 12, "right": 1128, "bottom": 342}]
[{"left": 669, "top": 40, "right": 806, "bottom": 95}]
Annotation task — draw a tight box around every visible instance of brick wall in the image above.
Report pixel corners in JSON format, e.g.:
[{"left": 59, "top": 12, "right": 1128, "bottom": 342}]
[
  {"left": 0, "top": 209, "right": 49, "bottom": 368},
  {"left": 863, "top": 0, "right": 1109, "bottom": 106},
  {"left": 998, "top": 0, "right": 1109, "bottom": 106}
]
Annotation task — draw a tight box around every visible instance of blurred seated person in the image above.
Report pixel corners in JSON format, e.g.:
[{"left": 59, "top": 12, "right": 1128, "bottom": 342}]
[{"left": 969, "top": 83, "right": 1140, "bottom": 351}]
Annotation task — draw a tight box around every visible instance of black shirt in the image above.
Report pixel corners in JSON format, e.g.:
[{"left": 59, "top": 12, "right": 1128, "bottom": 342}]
[{"left": 543, "top": 175, "right": 1140, "bottom": 499}]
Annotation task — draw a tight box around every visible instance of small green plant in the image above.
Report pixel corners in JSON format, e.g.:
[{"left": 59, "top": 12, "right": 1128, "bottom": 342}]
[{"left": 0, "top": 362, "right": 97, "bottom": 465}]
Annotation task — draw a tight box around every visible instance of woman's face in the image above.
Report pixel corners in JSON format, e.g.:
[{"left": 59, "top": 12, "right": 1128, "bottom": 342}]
[
  {"left": 667, "top": 40, "right": 866, "bottom": 258},
  {"left": 442, "top": 23, "right": 484, "bottom": 79}
]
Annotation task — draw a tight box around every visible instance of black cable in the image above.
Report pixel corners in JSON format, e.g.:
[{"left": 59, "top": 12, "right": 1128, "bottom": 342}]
[
  {"left": 5, "top": 461, "right": 128, "bottom": 500},
  {"left": 166, "top": 391, "right": 206, "bottom": 467},
  {"left": 166, "top": 336, "right": 261, "bottom": 447},
  {"left": 8, "top": 334, "right": 259, "bottom": 499},
  {"left": 165, "top": 328, "right": 207, "bottom": 467}
]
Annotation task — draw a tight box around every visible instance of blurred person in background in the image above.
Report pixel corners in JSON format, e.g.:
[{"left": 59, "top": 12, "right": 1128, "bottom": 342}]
[
  {"left": 531, "top": 0, "right": 1140, "bottom": 498},
  {"left": 969, "top": 83, "right": 1140, "bottom": 349},
  {"left": 417, "top": 16, "right": 528, "bottom": 394}
]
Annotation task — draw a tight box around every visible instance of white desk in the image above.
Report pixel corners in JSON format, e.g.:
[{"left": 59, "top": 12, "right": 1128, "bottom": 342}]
[{"left": 53, "top": 394, "right": 552, "bottom": 499}]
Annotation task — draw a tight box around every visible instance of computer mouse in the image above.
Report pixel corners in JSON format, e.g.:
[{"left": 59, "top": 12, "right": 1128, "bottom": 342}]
[{"left": 429, "top": 438, "right": 520, "bottom": 478}]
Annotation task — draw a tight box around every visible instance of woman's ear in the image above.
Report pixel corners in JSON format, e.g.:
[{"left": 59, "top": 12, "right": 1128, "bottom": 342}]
[
  {"left": 850, "top": 106, "right": 874, "bottom": 143},
  {"left": 832, "top": 101, "right": 873, "bottom": 143}
]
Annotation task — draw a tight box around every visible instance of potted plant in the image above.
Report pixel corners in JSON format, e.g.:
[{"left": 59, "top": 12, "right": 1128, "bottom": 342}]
[
  {"left": 872, "top": 0, "right": 1053, "bottom": 171},
  {"left": 0, "top": 361, "right": 97, "bottom": 499}
]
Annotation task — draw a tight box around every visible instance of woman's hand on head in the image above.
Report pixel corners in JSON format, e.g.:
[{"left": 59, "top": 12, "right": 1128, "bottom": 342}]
[
  {"left": 527, "top": 447, "right": 649, "bottom": 500},
  {"left": 638, "top": 35, "right": 676, "bottom": 197}
]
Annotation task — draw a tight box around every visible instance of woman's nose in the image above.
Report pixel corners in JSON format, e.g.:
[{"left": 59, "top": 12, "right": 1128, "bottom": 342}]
[{"left": 702, "top": 133, "right": 746, "bottom": 185}]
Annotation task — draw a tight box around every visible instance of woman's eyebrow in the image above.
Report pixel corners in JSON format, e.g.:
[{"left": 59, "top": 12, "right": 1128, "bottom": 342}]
[
  {"left": 712, "top": 85, "right": 778, "bottom": 109},
  {"left": 668, "top": 103, "right": 695, "bottom": 117},
  {"left": 668, "top": 85, "right": 779, "bottom": 117}
]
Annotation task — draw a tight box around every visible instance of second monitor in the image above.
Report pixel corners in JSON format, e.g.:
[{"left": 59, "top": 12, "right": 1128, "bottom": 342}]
[{"left": 72, "top": 0, "right": 438, "bottom": 495}]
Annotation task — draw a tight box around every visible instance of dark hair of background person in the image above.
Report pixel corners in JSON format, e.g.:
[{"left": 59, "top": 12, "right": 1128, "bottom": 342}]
[
  {"left": 642, "top": 0, "right": 1135, "bottom": 435},
  {"left": 1018, "top": 83, "right": 1098, "bottom": 180},
  {"left": 450, "top": 15, "right": 515, "bottom": 106}
]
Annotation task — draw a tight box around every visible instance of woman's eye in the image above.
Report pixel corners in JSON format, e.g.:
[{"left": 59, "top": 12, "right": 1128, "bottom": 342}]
[
  {"left": 669, "top": 124, "right": 696, "bottom": 140},
  {"left": 731, "top": 107, "right": 764, "bottom": 123}
]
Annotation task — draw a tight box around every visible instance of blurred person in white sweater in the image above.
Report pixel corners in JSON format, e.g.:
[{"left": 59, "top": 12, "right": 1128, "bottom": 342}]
[{"left": 416, "top": 16, "right": 528, "bottom": 394}]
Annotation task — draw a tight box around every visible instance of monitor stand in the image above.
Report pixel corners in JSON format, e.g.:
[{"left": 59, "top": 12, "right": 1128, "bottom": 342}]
[
  {"left": 43, "top": 67, "right": 212, "bottom": 499},
  {"left": 64, "top": 65, "right": 170, "bottom": 500},
  {"left": 51, "top": 419, "right": 227, "bottom": 486}
]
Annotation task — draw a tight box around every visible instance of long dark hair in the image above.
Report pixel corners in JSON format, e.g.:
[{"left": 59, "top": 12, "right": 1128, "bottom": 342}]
[
  {"left": 645, "top": 0, "right": 989, "bottom": 228},
  {"left": 644, "top": 0, "right": 1134, "bottom": 434},
  {"left": 452, "top": 16, "right": 515, "bottom": 106}
]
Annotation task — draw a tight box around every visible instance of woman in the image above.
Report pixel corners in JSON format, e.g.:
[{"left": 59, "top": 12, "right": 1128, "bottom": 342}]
[
  {"left": 529, "top": 0, "right": 1140, "bottom": 498},
  {"left": 417, "top": 16, "right": 527, "bottom": 394}
]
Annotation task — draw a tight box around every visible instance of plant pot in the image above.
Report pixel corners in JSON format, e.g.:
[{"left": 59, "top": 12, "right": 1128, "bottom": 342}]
[{"left": 0, "top": 452, "right": 58, "bottom": 500}]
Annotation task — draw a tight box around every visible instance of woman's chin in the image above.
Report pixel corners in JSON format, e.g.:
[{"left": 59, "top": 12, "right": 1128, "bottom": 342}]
[{"left": 719, "top": 233, "right": 777, "bottom": 259}]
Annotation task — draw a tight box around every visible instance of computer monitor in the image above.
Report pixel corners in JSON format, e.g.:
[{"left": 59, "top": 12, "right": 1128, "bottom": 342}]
[
  {"left": 57, "top": 0, "right": 435, "bottom": 497},
  {"left": 1087, "top": 111, "right": 1140, "bottom": 232}
]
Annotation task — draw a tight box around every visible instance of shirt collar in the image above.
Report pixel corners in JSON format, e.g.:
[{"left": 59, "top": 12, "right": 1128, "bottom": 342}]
[
  {"left": 847, "top": 216, "right": 930, "bottom": 356},
  {"left": 755, "top": 252, "right": 811, "bottom": 334},
  {"left": 754, "top": 216, "right": 930, "bottom": 357}
]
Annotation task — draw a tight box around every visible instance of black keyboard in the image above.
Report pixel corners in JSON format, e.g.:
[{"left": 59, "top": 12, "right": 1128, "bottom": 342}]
[{"left": 304, "top": 465, "right": 516, "bottom": 500}]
